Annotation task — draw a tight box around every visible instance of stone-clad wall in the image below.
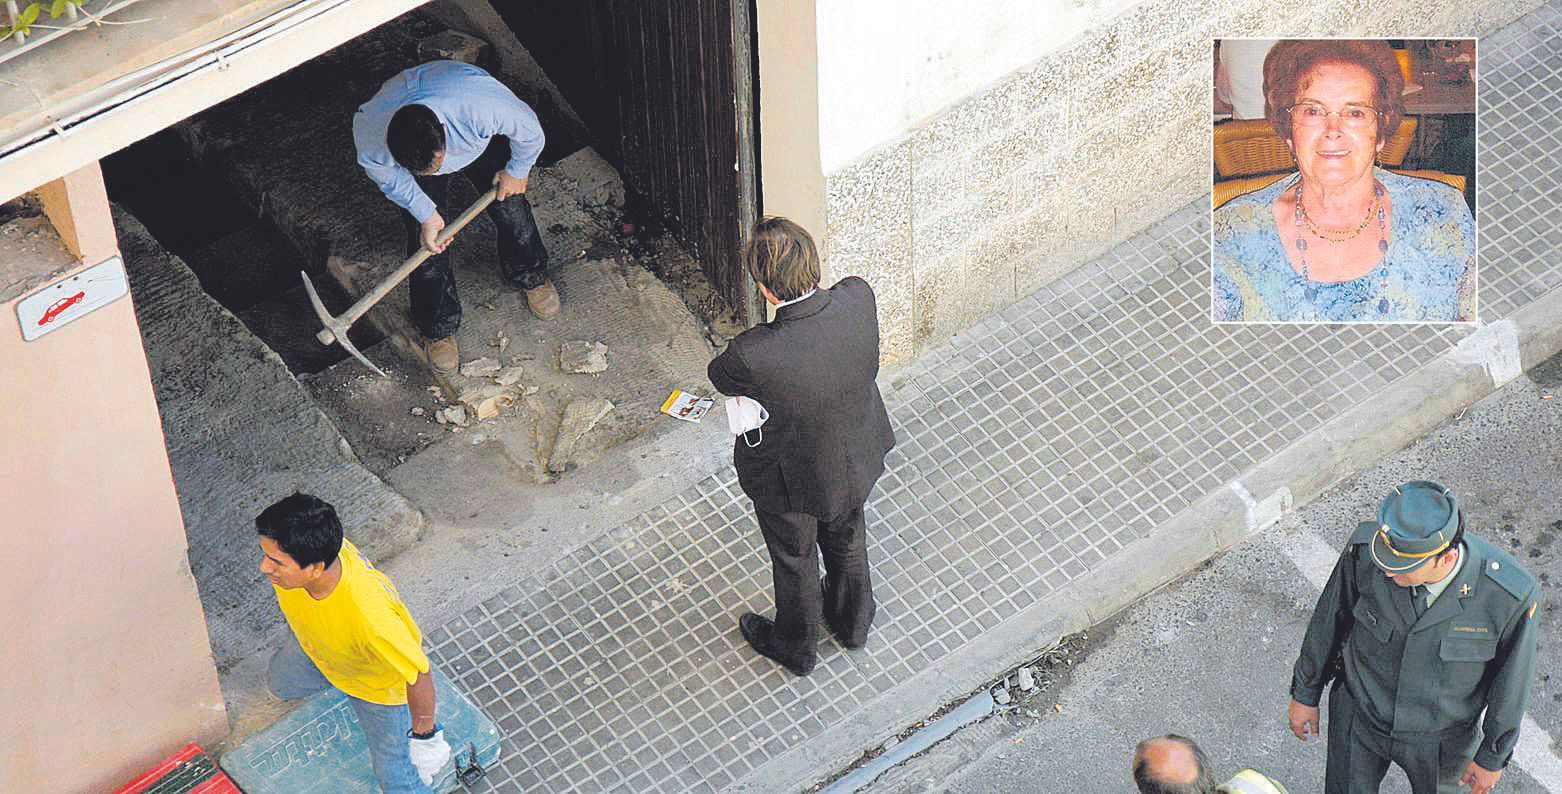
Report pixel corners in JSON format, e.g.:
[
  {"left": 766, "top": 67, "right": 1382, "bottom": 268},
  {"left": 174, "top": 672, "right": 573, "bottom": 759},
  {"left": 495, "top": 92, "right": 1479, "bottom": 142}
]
[{"left": 823, "top": 0, "right": 1541, "bottom": 364}]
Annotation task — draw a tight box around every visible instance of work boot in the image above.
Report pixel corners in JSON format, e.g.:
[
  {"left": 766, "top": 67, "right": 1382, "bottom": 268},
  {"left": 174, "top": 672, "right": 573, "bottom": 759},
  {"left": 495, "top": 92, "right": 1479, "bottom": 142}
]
[
  {"left": 425, "top": 336, "right": 459, "bottom": 374},
  {"left": 525, "top": 281, "right": 561, "bottom": 320}
]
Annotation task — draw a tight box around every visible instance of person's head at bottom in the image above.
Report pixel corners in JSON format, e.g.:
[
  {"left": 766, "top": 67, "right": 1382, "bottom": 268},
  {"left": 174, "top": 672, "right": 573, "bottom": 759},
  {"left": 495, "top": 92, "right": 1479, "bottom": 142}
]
[
  {"left": 1133, "top": 734, "right": 1217, "bottom": 794},
  {"left": 255, "top": 492, "right": 343, "bottom": 591},
  {"left": 746, "top": 217, "right": 820, "bottom": 307}
]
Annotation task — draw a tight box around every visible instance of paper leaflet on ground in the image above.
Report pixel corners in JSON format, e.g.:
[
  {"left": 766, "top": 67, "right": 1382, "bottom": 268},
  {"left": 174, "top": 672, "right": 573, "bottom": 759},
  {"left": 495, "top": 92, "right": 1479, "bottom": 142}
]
[{"left": 661, "top": 389, "right": 714, "bottom": 422}]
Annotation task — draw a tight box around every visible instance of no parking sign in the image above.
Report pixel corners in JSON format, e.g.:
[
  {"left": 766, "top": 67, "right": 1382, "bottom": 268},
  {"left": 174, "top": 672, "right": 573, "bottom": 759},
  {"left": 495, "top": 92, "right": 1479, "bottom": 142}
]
[{"left": 15, "top": 255, "right": 128, "bottom": 341}]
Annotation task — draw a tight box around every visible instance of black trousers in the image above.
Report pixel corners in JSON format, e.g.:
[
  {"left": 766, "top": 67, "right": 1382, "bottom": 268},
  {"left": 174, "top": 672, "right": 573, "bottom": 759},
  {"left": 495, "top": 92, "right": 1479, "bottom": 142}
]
[
  {"left": 1325, "top": 681, "right": 1476, "bottom": 794},
  {"left": 754, "top": 503, "right": 876, "bottom": 661},
  {"left": 401, "top": 135, "right": 550, "bottom": 340}
]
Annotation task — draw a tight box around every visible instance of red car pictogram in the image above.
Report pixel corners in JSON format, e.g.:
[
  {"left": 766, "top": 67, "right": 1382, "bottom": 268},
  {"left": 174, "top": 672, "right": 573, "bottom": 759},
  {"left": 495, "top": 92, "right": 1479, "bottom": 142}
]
[{"left": 38, "top": 291, "right": 86, "bottom": 326}]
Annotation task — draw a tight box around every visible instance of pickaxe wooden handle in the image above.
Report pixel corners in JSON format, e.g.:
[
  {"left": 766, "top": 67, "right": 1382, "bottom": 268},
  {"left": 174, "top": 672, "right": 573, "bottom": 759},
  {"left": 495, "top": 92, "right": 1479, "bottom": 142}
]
[{"left": 302, "top": 188, "right": 499, "bottom": 376}]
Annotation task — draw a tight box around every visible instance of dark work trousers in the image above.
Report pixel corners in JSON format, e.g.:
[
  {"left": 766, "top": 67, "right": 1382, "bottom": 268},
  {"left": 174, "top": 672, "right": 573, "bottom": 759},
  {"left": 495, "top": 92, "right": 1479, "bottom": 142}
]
[
  {"left": 1325, "top": 681, "right": 1477, "bottom": 794},
  {"left": 400, "top": 135, "right": 550, "bottom": 340},
  {"left": 754, "top": 504, "right": 876, "bottom": 661}
]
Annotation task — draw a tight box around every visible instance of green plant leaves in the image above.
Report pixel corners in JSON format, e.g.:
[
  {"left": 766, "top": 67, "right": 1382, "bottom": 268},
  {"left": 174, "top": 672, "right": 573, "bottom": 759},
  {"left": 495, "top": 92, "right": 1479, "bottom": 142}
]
[
  {"left": 3, "top": 0, "right": 87, "bottom": 41},
  {"left": 3, "top": 2, "right": 42, "bottom": 38}
]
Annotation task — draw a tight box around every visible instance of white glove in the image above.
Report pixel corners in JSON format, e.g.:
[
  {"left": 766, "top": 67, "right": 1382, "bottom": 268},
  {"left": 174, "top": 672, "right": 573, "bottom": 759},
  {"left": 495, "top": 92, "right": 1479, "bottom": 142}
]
[{"left": 408, "top": 729, "right": 453, "bottom": 786}]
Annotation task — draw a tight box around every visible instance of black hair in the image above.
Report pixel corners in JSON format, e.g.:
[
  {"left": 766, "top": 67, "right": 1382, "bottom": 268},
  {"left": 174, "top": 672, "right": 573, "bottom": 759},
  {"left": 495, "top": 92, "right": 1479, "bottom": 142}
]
[
  {"left": 1133, "top": 735, "right": 1217, "bottom": 794},
  {"left": 387, "top": 103, "right": 445, "bottom": 174},
  {"left": 255, "top": 492, "right": 343, "bottom": 570}
]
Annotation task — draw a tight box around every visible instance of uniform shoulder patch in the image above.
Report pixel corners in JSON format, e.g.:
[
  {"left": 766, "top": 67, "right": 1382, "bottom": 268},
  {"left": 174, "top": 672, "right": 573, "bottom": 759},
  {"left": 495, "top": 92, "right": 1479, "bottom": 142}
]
[
  {"left": 1348, "top": 521, "right": 1380, "bottom": 546},
  {"left": 1479, "top": 543, "right": 1537, "bottom": 601}
]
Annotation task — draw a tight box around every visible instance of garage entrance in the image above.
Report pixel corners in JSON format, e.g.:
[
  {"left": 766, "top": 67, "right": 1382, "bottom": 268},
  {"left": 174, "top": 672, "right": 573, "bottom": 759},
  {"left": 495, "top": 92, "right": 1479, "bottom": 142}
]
[
  {"left": 497, "top": 1, "right": 761, "bottom": 325},
  {"left": 89, "top": 4, "right": 764, "bottom": 707}
]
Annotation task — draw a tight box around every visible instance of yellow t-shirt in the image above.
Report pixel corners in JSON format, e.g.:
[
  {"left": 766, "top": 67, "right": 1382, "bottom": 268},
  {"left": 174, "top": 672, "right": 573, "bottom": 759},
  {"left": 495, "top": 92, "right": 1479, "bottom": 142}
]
[{"left": 274, "top": 539, "right": 430, "bottom": 706}]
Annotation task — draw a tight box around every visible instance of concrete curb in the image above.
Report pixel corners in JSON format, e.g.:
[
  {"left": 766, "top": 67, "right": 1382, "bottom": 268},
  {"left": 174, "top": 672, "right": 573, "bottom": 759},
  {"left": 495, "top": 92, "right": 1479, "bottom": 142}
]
[{"left": 741, "top": 285, "right": 1562, "bottom": 793}]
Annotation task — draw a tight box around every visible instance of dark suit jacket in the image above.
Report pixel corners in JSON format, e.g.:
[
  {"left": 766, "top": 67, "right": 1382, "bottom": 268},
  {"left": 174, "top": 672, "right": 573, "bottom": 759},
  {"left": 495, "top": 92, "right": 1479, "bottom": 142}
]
[{"left": 707, "top": 277, "right": 896, "bottom": 519}]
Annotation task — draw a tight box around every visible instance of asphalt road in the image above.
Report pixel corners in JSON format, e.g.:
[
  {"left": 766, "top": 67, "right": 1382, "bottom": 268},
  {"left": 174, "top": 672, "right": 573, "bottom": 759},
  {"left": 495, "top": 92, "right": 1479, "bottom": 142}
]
[{"left": 863, "top": 350, "right": 1562, "bottom": 793}]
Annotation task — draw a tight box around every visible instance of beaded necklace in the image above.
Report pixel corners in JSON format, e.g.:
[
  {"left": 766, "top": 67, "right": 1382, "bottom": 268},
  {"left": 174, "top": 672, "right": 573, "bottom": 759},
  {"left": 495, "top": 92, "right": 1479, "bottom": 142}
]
[
  {"left": 1299, "top": 194, "right": 1375, "bottom": 241},
  {"left": 1293, "top": 176, "right": 1390, "bottom": 313}
]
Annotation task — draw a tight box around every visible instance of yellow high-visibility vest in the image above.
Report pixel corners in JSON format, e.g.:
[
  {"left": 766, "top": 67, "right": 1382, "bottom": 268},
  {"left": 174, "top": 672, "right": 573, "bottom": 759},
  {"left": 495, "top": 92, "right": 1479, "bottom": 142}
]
[{"left": 1219, "top": 768, "right": 1289, "bottom": 794}]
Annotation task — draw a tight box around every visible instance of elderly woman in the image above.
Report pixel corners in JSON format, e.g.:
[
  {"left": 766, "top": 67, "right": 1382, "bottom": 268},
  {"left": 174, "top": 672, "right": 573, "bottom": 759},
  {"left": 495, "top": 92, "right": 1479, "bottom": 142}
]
[{"left": 1213, "top": 40, "right": 1475, "bottom": 322}]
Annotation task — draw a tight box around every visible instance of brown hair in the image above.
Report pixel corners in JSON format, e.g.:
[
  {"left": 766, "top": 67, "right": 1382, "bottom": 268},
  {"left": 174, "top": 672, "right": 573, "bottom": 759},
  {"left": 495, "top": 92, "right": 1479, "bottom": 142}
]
[
  {"left": 1262, "top": 39, "right": 1404, "bottom": 145},
  {"left": 745, "top": 216, "right": 820, "bottom": 301}
]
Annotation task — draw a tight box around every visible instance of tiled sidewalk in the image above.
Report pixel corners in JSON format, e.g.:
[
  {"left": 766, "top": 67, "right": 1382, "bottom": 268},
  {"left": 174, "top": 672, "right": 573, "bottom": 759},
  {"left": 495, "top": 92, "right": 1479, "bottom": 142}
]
[{"left": 424, "top": 6, "right": 1562, "bottom": 792}]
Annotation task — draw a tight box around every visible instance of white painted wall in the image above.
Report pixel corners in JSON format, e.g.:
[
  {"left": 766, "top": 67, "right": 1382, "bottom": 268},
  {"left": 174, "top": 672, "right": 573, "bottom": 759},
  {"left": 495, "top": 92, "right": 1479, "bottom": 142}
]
[{"left": 815, "top": 0, "right": 1144, "bottom": 174}]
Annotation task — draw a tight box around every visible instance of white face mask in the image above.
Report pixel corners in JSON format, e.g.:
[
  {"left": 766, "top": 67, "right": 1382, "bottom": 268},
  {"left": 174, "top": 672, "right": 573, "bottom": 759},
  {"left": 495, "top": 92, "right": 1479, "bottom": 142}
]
[{"left": 725, "top": 396, "right": 769, "bottom": 448}]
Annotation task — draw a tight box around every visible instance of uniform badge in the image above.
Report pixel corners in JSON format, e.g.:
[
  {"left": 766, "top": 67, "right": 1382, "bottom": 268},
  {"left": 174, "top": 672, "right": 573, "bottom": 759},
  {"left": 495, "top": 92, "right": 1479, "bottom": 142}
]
[{"left": 1459, "top": 584, "right": 1471, "bottom": 596}]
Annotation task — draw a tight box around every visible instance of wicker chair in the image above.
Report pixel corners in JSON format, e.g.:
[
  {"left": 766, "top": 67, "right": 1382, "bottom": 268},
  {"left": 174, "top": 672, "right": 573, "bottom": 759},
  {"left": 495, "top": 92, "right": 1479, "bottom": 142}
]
[
  {"left": 1213, "top": 117, "right": 1419, "bottom": 178},
  {"left": 1212, "top": 120, "right": 1294, "bottom": 178},
  {"left": 1213, "top": 168, "right": 1467, "bottom": 209},
  {"left": 1213, "top": 174, "right": 1289, "bottom": 208},
  {"left": 1386, "top": 169, "right": 1466, "bottom": 193}
]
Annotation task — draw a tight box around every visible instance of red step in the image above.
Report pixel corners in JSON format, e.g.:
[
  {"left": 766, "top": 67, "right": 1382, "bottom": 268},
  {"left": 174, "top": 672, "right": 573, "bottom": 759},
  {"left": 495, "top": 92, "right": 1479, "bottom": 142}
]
[{"left": 115, "top": 743, "right": 241, "bottom": 794}]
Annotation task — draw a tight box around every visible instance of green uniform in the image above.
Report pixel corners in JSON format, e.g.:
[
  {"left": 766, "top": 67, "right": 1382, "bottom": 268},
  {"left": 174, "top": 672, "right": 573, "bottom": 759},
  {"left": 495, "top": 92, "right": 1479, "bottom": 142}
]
[{"left": 1291, "top": 523, "right": 1540, "bottom": 793}]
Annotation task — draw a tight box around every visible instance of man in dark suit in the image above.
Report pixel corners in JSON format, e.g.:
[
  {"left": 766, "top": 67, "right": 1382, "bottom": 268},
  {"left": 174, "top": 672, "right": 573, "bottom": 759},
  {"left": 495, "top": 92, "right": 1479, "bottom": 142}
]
[{"left": 707, "top": 217, "right": 896, "bottom": 676}]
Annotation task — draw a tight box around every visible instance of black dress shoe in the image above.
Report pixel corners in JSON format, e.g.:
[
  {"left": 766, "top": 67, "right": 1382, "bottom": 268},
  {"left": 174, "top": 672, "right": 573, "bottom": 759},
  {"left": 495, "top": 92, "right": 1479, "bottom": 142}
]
[{"left": 739, "top": 612, "right": 815, "bottom": 676}]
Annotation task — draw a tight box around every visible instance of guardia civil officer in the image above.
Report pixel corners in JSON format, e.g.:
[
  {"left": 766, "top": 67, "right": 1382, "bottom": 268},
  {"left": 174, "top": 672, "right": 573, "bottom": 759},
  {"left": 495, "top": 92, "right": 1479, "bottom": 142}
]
[{"left": 1287, "top": 481, "right": 1541, "bottom": 794}]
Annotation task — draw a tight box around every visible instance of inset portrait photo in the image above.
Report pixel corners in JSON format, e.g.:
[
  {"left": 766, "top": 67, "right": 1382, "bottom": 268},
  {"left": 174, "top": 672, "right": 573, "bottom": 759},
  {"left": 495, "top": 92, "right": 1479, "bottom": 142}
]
[{"left": 1211, "top": 38, "right": 1477, "bottom": 323}]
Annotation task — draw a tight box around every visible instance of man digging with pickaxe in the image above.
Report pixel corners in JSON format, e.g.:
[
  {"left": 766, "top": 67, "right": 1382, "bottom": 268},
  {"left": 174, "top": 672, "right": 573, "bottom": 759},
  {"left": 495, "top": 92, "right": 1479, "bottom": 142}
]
[{"left": 352, "top": 60, "right": 559, "bottom": 373}]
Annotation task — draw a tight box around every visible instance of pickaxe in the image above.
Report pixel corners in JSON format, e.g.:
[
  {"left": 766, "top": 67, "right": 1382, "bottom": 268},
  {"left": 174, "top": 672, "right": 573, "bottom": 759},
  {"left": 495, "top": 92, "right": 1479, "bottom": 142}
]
[{"left": 303, "top": 188, "right": 498, "bottom": 376}]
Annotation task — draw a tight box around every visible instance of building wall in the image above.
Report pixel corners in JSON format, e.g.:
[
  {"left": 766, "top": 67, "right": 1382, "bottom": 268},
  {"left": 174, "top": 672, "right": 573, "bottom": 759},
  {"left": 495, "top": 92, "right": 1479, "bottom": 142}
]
[
  {"left": 0, "top": 193, "right": 226, "bottom": 792},
  {"left": 810, "top": 0, "right": 1542, "bottom": 364},
  {"left": 815, "top": 0, "right": 1143, "bottom": 175}
]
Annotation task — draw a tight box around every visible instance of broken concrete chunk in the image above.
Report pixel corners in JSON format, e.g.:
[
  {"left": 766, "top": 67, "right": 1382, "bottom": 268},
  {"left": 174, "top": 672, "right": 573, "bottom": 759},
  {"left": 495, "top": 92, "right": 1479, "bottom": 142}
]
[
  {"left": 410, "top": 406, "right": 426, "bottom": 417},
  {"left": 1017, "top": 667, "right": 1035, "bottom": 691},
  {"left": 993, "top": 687, "right": 1012, "bottom": 706},
  {"left": 558, "top": 340, "right": 609, "bottom": 374},
  {"left": 566, "top": 148, "right": 627, "bottom": 211},
  {"left": 457, "top": 383, "right": 513, "bottom": 422},
  {"left": 438, "top": 406, "right": 468, "bottom": 426},
  {"left": 470, "top": 396, "right": 508, "bottom": 422},
  {"left": 494, "top": 365, "right": 525, "bottom": 387},
  {"left": 547, "top": 398, "right": 614, "bottom": 473},
  {"left": 459, "top": 356, "right": 502, "bottom": 378},
  {"left": 416, "top": 30, "right": 490, "bottom": 66}
]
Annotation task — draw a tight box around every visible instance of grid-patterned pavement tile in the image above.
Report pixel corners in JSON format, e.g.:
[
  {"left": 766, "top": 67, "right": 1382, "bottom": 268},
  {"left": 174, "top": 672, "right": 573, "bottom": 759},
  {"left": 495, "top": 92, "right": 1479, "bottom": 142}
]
[{"left": 428, "top": 8, "right": 1562, "bottom": 792}]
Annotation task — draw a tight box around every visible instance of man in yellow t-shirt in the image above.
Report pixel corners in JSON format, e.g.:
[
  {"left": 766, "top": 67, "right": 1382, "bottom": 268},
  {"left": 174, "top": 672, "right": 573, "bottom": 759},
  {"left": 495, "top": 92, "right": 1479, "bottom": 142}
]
[{"left": 257, "top": 493, "right": 451, "bottom": 792}]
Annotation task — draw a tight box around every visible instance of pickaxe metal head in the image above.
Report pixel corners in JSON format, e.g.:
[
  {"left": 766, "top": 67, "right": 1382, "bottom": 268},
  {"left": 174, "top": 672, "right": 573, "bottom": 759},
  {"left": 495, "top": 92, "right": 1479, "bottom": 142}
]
[{"left": 301, "top": 271, "right": 386, "bottom": 377}]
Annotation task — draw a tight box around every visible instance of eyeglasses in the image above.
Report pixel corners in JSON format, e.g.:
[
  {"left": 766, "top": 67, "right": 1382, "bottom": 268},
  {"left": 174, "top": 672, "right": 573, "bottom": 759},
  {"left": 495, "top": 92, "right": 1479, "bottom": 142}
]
[{"left": 1287, "top": 102, "right": 1381, "bottom": 129}]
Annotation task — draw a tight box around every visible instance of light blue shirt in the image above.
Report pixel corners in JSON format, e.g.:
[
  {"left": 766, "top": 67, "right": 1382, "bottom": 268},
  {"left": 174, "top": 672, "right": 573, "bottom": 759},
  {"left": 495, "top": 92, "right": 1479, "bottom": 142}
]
[
  {"left": 352, "top": 61, "right": 545, "bottom": 224},
  {"left": 1212, "top": 168, "right": 1476, "bottom": 322}
]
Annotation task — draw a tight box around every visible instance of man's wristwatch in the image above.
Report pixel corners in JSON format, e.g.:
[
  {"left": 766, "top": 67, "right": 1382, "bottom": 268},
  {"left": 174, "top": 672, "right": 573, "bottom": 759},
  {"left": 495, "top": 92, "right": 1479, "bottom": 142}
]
[{"left": 409, "top": 726, "right": 439, "bottom": 740}]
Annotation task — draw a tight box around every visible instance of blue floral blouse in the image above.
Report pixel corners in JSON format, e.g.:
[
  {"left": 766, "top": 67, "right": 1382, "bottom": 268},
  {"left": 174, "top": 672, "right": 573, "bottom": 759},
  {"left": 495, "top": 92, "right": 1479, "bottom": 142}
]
[{"left": 1212, "top": 168, "right": 1476, "bottom": 322}]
